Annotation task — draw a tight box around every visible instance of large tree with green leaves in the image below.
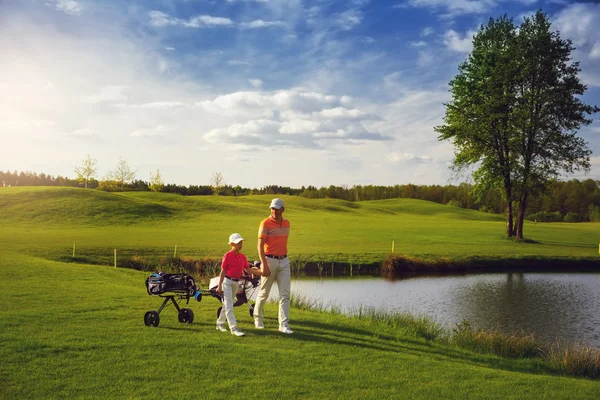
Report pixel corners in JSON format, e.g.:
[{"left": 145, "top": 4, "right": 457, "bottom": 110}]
[{"left": 436, "top": 11, "right": 598, "bottom": 239}]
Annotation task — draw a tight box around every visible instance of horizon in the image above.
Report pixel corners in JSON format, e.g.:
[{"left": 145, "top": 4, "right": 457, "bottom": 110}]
[{"left": 2, "top": 0, "right": 599, "bottom": 188}]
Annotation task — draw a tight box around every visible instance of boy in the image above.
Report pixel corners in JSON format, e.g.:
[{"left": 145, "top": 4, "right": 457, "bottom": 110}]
[{"left": 216, "top": 233, "right": 263, "bottom": 336}]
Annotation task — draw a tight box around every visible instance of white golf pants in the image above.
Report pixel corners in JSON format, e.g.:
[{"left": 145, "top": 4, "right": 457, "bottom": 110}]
[
  {"left": 217, "top": 277, "right": 240, "bottom": 330},
  {"left": 254, "top": 256, "right": 291, "bottom": 329}
]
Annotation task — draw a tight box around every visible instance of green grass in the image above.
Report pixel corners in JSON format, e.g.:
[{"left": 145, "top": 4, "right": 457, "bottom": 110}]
[
  {"left": 2, "top": 187, "right": 600, "bottom": 397},
  {"left": 2, "top": 253, "right": 600, "bottom": 399},
  {"left": 0, "top": 187, "right": 598, "bottom": 269}
]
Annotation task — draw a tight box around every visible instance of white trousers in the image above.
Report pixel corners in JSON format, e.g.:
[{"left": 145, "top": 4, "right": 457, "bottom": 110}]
[
  {"left": 217, "top": 277, "right": 239, "bottom": 330},
  {"left": 254, "top": 257, "right": 291, "bottom": 329}
]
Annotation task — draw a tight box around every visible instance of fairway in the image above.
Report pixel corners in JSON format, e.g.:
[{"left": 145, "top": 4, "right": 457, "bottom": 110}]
[
  {"left": 2, "top": 187, "right": 600, "bottom": 398},
  {"left": 0, "top": 187, "right": 598, "bottom": 267}
]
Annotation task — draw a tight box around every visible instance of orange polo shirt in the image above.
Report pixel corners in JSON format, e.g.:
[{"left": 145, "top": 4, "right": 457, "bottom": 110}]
[{"left": 258, "top": 216, "right": 290, "bottom": 256}]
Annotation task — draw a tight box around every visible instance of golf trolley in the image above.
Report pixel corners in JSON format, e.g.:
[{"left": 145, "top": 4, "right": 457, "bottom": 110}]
[
  {"left": 144, "top": 272, "right": 200, "bottom": 327},
  {"left": 207, "top": 267, "right": 261, "bottom": 319},
  {"left": 143, "top": 263, "right": 262, "bottom": 327}
]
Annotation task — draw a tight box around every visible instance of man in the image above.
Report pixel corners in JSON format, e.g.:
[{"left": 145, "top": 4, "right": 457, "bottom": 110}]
[{"left": 254, "top": 198, "right": 293, "bottom": 334}]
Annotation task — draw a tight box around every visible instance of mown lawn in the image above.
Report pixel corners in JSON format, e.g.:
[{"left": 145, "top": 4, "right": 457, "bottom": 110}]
[
  {"left": 0, "top": 187, "right": 598, "bottom": 267},
  {"left": 1, "top": 187, "right": 600, "bottom": 398},
  {"left": 1, "top": 252, "right": 600, "bottom": 399}
]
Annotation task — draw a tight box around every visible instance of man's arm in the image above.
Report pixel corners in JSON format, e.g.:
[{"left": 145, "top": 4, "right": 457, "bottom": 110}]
[{"left": 257, "top": 237, "right": 270, "bottom": 277}]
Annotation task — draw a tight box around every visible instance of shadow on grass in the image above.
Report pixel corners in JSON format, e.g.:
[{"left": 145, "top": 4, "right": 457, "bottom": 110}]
[{"left": 289, "top": 319, "right": 563, "bottom": 379}]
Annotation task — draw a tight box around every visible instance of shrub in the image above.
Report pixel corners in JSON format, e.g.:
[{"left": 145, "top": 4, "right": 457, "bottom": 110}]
[
  {"left": 588, "top": 204, "right": 600, "bottom": 222},
  {"left": 564, "top": 212, "right": 583, "bottom": 223},
  {"left": 527, "top": 211, "right": 563, "bottom": 222},
  {"left": 451, "top": 321, "right": 541, "bottom": 359},
  {"left": 125, "top": 255, "right": 150, "bottom": 271},
  {"left": 546, "top": 341, "right": 600, "bottom": 379}
]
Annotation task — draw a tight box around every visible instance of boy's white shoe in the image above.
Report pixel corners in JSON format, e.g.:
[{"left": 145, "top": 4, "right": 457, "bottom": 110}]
[
  {"left": 278, "top": 327, "right": 294, "bottom": 334},
  {"left": 216, "top": 325, "right": 227, "bottom": 332},
  {"left": 231, "top": 328, "right": 246, "bottom": 337},
  {"left": 254, "top": 320, "right": 264, "bottom": 329}
]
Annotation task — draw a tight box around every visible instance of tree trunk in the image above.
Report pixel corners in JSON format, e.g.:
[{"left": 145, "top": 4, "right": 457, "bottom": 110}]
[
  {"left": 506, "top": 201, "right": 514, "bottom": 237},
  {"left": 515, "top": 192, "right": 528, "bottom": 240},
  {"left": 504, "top": 178, "right": 515, "bottom": 237}
]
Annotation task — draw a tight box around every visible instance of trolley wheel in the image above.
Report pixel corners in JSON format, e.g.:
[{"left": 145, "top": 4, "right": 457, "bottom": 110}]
[
  {"left": 178, "top": 308, "right": 194, "bottom": 324},
  {"left": 217, "top": 306, "right": 223, "bottom": 319},
  {"left": 249, "top": 304, "right": 255, "bottom": 318},
  {"left": 144, "top": 311, "right": 160, "bottom": 327}
]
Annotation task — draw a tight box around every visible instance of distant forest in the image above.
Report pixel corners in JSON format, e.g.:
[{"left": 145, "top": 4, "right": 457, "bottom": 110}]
[{"left": 1, "top": 170, "right": 599, "bottom": 222}]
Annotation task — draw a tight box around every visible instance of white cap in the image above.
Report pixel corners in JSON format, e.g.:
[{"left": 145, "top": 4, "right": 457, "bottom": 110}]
[
  {"left": 228, "top": 233, "right": 244, "bottom": 244},
  {"left": 270, "top": 198, "right": 284, "bottom": 209}
]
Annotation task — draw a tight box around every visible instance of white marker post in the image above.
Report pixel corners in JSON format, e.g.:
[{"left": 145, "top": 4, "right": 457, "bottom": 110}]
[
  {"left": 392, "top": 240, "right": 395, "bottom": 253},
  {"left": 73, "top": 243, "right": 75, "bottom": 258},
  {"left": 114, "top": 249, "right": 117, "bottom": 268},
  {"left": 174, "top": 244, "right": 177, "bottom": 258}
]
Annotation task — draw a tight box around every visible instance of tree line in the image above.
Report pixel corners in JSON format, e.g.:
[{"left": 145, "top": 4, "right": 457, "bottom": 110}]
[{"left": 2, "top": 169, "right": 598, "bottom": 222}]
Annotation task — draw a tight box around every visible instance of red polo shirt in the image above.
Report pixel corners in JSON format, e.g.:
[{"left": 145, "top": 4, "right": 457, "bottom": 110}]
[{"left": 221, "top": 250, "right": 248, "bottom": 279}]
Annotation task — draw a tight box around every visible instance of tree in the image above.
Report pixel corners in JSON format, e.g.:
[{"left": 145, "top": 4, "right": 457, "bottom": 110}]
[
  {"left": 74, "top": 154, "right": 97, "bottom": 189},
  {"left": 436, "top": 11, "right": 598, "bottom": 240},
  {"left": 210, "top": 172, "right": 225, "bottom": 195},
  {"left": 149, "top": 169, "right": 164, "bottom": 192},
  {"left": 107, "top": 157, "right": 137, "bottom": 191}
]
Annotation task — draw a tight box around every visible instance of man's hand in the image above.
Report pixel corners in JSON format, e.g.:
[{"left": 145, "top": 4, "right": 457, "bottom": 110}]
[{"left": 262, "top": 261, "right": 271, "bottom": 277}]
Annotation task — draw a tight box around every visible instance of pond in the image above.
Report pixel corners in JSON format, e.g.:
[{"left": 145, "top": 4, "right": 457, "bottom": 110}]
[{"left": 268, "top": 272, "right": 600, "bottom": 348}]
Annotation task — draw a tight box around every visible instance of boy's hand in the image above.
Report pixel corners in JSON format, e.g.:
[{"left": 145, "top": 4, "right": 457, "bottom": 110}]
[{"left": 216, "top": 285, "right": 222, "bottom": 295}]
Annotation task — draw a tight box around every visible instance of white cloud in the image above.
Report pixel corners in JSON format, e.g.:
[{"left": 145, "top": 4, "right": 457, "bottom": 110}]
[
  {"left": 183, "top": 15, "right": 234, "bottom": 28},
  {"left": 115, "top": 101, "right": 189, "bottom": 109},
  {"left": 60, "top": 128, "right": 97, "bottom": 137},
  {"left": 590, "top": 42, "right": 600, "bottom": 60},
  {"left": 337, "top": 10, "right": 363, "bottom": 31},
  {"left": 386, "top": 152, "right": 432, "bottom": 164},
  {"left": 553, "top": 3, "right": 600, "bottom": 86},
  {"left": 149, "top": 11, "right": 177, "bottom": 27},
  {"left": 240, "top": 20, "right": 286, "bottom": 29},
  {"left": 404, "top": 0, "right": 497, "bottom": 16},
  {"left": 149, "top": 11, "right": 233, "bottom": 28},
  {"left": 199, "top": 90, "right": 389, "bottom": 149},
  {"left": 444, "top": 29, "right": 475, "bottom": 53},
  {"left": 421, "top": 27, "right": 434, "bottom": 37},
  {"left": 249, "top": 79, "right": 263, "bottom": 88},
  {"left": 81, "top": 85, "right": 128, "bottom": 104},
  {"left": 48, "top": 0, "right": 83, "bottom": 16},
  {"left": 130, "top": 125, "right": 169, "bottom": 137}
]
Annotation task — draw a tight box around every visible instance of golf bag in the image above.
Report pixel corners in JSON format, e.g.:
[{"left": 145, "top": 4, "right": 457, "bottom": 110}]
[{"left": 146, "top": 272, "right": 197, "bottom": 296}]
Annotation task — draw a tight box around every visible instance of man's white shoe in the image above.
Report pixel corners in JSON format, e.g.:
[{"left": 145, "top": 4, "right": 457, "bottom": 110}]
[
  {"left": 254, "top": 321, "right": 265, "bottom": 329},
  {"left": 231, "top": 328, "right": 246, "bottom": 337},
  {"left": 278, "top": 327, "right": 294, "bottom": 334},
  {"left": 216, "top": 325, "right": 227, "bottom": 332}
]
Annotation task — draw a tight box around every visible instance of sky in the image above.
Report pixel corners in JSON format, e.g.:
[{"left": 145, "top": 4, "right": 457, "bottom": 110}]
[{"left": 1, "top": 0, "right": 599, "bottom": 189}]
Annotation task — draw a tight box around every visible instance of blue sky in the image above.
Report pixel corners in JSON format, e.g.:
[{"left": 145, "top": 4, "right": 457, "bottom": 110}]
[{"left": 1, "top": 0, "right": 599, "bottom": 188}]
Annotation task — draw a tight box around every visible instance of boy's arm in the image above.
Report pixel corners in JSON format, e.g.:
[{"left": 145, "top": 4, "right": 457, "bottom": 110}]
[{"left": 217, "top": 269, "right": 225, "bottom": 294}]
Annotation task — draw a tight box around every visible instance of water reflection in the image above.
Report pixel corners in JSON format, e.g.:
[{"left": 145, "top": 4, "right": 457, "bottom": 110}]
[{"left": 275, "top": 273, "right": 600, "bottom": 348}]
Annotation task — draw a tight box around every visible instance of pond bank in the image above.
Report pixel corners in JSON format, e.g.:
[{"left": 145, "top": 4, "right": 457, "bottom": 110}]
[{"left": 381, "top": 254, "right": 600, "bottom": 279}]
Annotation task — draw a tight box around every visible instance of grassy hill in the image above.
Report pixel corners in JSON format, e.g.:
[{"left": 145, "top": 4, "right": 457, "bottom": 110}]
[{"left": 0, "top": 187, "right": 598, "bottom": 267}]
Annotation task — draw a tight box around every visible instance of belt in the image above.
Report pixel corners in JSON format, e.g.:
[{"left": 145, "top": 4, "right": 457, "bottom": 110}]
[
  {"left": 266, "top": 254, "right": 287, "bottom": 260},
  {"left": 225, "top": 275, "right": 239, "bottom": 281}
]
